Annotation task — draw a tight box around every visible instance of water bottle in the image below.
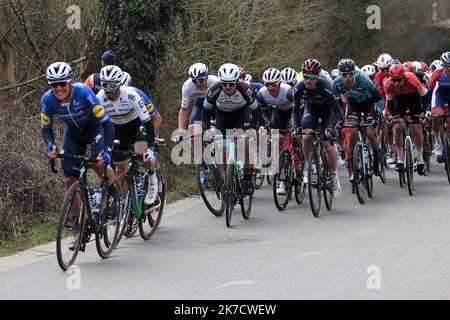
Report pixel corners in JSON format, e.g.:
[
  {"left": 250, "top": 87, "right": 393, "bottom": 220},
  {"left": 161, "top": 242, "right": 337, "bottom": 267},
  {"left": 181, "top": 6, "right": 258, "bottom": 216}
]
[{"left": 88, "top": 187, "right": 101, "bottom": 213}]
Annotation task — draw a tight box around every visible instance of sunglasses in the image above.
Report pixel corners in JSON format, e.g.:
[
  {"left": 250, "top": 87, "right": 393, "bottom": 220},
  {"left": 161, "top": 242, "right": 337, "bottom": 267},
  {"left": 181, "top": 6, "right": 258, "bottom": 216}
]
[
  {"left": 341, "top": 72, "right": 355, "bottom": 78},
  {"left": 265, "top": 82, "right": 279, "bottom": 88},
  {"left": 101, "top": 82, "right": 120, "bottom": 90},
  {"left": 193, "top": 77, "right": 207, "bottom": 84},
  {"left": 49, "top": 80, "right": 70, "bottom": 88},
  {"left": 391, "top": 78, "right": 404, "bottom": 83},
  {"left": 304, "top": 74, "right": 319, "bottom": 81},
  {"left": 222, "top": 82, "right": 237, "bottom": 88}
]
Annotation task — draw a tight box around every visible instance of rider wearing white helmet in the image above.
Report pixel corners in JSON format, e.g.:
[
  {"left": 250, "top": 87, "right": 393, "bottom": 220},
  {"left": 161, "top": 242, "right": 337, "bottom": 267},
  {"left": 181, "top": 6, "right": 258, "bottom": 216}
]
[
  {"left": 280, "top": 67, "right": 298, "bottom": 87},
  {"left": 179, "top": 62, "right": 220, "bottom": 138},
  {"left": 203, "top": 63, "right": 258, "bottom": 195},
  {"left": 361, "top": 65, "right": 377, "bottom": 83},
  {"left": 331, "top": 69, "right": 340, "bottom": 80}
]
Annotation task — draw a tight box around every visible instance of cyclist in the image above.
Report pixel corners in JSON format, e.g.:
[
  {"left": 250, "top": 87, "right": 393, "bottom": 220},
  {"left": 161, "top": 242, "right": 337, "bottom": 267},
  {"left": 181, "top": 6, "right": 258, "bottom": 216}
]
[
  {"left": 281, "top": 67, "right": 298, "bottom": 87},
  {"left": 96, "top": 65, "right": 159, "bottom": 206},
  {"left": 178, "top": 63, "right": 220, "bottom": 139},
  {"left": 41, "top": 62, "right": 118, "bottom": 249},
  {"left": 333, "top": 59, "right": 384, "bottom": 181},
  {"left": 203, "top": 63, "right": 258, "bottom": 195},
  {"left": 257, "top": 68, "right": 295, "bottom": 195},
  {"left": 384, "top": 62, "right": 428, "bottom": 174},
  {"left": 120, "top": 71, "right": 163, "bottom": 135},
  {"left": 411, "top": 61, "right": 430, "bottom": 88},
  {"left": 361, "top": 65, "right": 377, "bottom": 84},
  {"left": 375, "top": 53, "right": 396, "bottom": 166},
  {"left": 84, "top": 50, "right": 116, "bottom": 94},
  {"left": 428, "top": 52, "right": 450, "bottom": 162},
  {"left": 293, "top": 59, "right": 342, "bottom": 198}
]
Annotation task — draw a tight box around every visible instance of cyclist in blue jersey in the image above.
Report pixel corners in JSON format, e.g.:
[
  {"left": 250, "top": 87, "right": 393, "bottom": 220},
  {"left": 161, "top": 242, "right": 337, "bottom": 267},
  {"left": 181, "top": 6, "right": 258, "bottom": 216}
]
[
  {"left": 120, "top": 71, "right": 163, "bottom": 135},
  {"left": 293, "top": 59, "right": 342, "bottom": 198},
  {"left": 41, "top": 62, "right": 118, "bottom": 249},
  {"left": 84, "top": 50, "right": 117, "bottom": 94},
  {"left": 333, "top": 58, "right": 385, "bottom": 179}
]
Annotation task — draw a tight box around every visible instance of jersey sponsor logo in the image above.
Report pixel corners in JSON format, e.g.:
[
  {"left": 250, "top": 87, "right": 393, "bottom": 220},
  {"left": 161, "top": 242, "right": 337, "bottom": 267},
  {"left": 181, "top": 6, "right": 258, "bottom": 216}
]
[
  {"left": 92, "top": 105, "right": 105, "bottom": 118},
  {"left": 146, "top": 103, "right": 154, "bottom": 113},
  {"left": 128, "top": 94, "right": 136, "bottom": 102},
  {"left": 41, "top": 113, "right": 51, "bottom": 126}
]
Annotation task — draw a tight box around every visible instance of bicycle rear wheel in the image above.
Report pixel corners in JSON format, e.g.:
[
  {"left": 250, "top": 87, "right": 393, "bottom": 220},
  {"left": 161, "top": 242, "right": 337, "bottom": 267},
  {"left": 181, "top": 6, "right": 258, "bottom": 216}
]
[
  {"left": 307, "top": 152, "right": 322, "bottom": 218},
  {"left": 96, "top": 181, "right": 121, "bottom": 258},
  {"left": 353, "top": 143, "right": 368, "bottom": 204},
  {"left": 367, "top": 145, "right": 374, "bottom": 199},
  {"left": 405, "top": 138, "right": 415, "bottom": 196},
  {"left": 273, "top": 149, "right": 292, "bottom": 211},
  {"left": 196, "top": 163, "right": 225, "bottom": 217},
  {"left": 56, "top": 182, "right": 86, "bottom": 271},
  {"left": 239, "top": 170, "right": 253, "bottom": 220}
]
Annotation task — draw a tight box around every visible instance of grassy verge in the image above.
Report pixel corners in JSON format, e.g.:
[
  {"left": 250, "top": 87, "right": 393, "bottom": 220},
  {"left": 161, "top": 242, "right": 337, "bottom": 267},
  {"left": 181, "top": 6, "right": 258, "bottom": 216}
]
[
  {"left": 0, "top": 166, "right": 199, "bottom": 257},
  {"left": 0, "top": 212, "right": 59, "bottom": 257}
]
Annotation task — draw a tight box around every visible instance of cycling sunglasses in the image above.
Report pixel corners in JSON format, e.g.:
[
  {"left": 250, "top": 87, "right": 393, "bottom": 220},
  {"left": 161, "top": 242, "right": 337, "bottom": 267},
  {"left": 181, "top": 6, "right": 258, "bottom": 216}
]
[
  {"left": 49, "top": 80, "right": 70, "bottom": 88},
  {"left": 341, "top": 72, "right": 355, "bottom": 78},
  {"left": 101, "top": 81, "right": 120, "bottom": 90},
  {"left": 391, "top": 78, "right": 404, "bottom": 83},
  {"left": 303, "top": 74, "right": 319, "bottom": 81},
  {"left": 265, "top": 82, "right": 280, "bottom": 88},
  {"left": 193, "top": 77, "right": 207, "bottom": 84},
  {"left": 222, "top": 82, "right": 237, "bottom": 88}
]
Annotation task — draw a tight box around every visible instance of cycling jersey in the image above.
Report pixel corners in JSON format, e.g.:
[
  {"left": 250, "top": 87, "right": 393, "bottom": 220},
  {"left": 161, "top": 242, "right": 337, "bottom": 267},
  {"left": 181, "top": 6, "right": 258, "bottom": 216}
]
[
  {"left": 292, "top": 79, "right": 341, "bottom": 133},
  {"left": 384, "top": 72, "right": 427, "bottom": 100},
  {"left": 374, "top": 71, "right": 388, "bottom": 97},
  {"left": 428, "top": 69, "right": 450, "bottom": 111},
  {"left": 256, "top": 83, "right": 294, "bottom": 111},
  {"left": 41, "top": 83, "right": 109, "bottom": 139},
  {"left": 204, "top": 81, "right": 258, "bottom": 112},
  {"left": 333, "top": 71, "right": 383, "bottom": 104},
  {"left": 181, "top": 75, "right": 221, "bottom": 109},
  {"left": 84, "top": 73, "right": 102, "bottom": 94},
  {"left": 133, "top": 87, "right": 159, "bottom": 118},
  {"left": 40, "top": 82, "right": 114, "bottom": 177},
  {"left": 97, "top": 86, "right": 151, "bottom": 125}
]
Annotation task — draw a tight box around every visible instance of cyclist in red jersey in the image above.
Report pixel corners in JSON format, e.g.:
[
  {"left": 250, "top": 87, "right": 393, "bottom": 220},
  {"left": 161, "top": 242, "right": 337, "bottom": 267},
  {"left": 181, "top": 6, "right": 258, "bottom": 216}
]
[
  {"left": 375, "top": 53, "right": 395, "bottom": 165},
  {"left": 384, "top": 62, "right": 428, "bottom": 174}
]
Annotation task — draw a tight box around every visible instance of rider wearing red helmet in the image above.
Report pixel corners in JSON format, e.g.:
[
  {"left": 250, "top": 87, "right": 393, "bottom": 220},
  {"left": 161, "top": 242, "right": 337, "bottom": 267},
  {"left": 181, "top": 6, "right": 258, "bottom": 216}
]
[{"left": 384, "top": 62, "right": 428, "bottom": 174}]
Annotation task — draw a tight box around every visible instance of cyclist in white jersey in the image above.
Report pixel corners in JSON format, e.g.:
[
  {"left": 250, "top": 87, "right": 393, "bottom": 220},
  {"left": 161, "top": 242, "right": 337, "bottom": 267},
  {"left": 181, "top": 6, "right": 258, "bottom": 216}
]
[
  {"left": 97, "top": 66, "right": 159, "bottom": 206},
  {"left": 178, "top": 63, "right": 220, "bottom": 138}
]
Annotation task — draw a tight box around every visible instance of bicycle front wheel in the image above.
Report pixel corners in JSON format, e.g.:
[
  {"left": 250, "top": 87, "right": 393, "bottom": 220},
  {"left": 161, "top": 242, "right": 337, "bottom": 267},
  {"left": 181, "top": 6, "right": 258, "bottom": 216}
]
[
  {"left": 353, "top": 143, "right": 368, "bottom": 205},
  {"left": 405, "top": 138, "right": 415, "bottom": 196},
  {"left": 307, "top": 152, "right": 322, "bottom": 218},
  {"left": 114, "top": 173, "right": 131, "bottom": 247},
  {"left": 322, "top": 161, "right": 333, "bottom": 211},
  {"left": 444, "top": 131, "right": 450, "bottom": 184},
  {"left": 225, "top": 163, "right": 235, "bottom": 228},
  {"left": 56, "top": 182, "right": 86, "bottom": 271},
  {"left": 96, "top": 181, "right": 121, "bottom": 258},
  {"left": 273, "top": 149, "right": 293, "bottom": 211}
]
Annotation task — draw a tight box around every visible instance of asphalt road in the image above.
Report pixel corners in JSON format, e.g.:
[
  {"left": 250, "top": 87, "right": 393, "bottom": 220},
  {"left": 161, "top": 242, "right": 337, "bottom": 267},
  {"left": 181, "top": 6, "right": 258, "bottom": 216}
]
[{"left": 1, "top": 159, "right": 450, "bottom": 300}]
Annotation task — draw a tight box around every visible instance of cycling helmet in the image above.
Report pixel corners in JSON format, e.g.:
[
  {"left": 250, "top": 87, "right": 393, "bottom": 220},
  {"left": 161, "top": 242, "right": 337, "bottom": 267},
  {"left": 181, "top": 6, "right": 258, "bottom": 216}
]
[
  {"left": 301, "top": 59, "right": 322, "bottom": 75},
  {"left": 100, "top": 65, "right": 123, "bottom": 82},
  {"left": 403, "top": 61, "right": 414, "bottom": 72},
  {"left": 430, "top": 60, "right": 443, "bottom": 72},
  {"left": 331, "top": 69, "right": 340, "bottom": 79},
  {"left": 262, "top": 68, "right": 281, "bottom": 84},
  {"left": 280, "top": 67, "right": 297, "bottom": 83},
  {"left": 421, "top": 62, "right": 428, "bottom": 72},
  {"left": 46, "top": 62, "right": 73, "bottom": 83},
  {"left": 121, "top": 71, "right": 132, "bottom": 86},
  {"left": 218, "top": 63, "right": 240, "bottom": 82},
  {"left": 389, "top": 63, "right": 406, "bottom": 78},
  {"left": 101, "top": 50, "right": 116, "bottom": 66},
  {"left": 244, "top": 74, "right": 253, "bottom": 83},
  {"left": 338, "top": 58, "right": 356, "bottom": 73},
  {"left": 188, "top": 63, "right": 208, "bottom": 80},
  {"left": 377, "top": 53, "right": 394, "bottom": 69},
  {"left": 361, "top": 65, "right": 376, "bottom": 78},
  {"left": 441, "top": 52, "right": 450, "bottom": 65},
  {"left": 412, "top": 61, "right": 423, "bottom": 73}
]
